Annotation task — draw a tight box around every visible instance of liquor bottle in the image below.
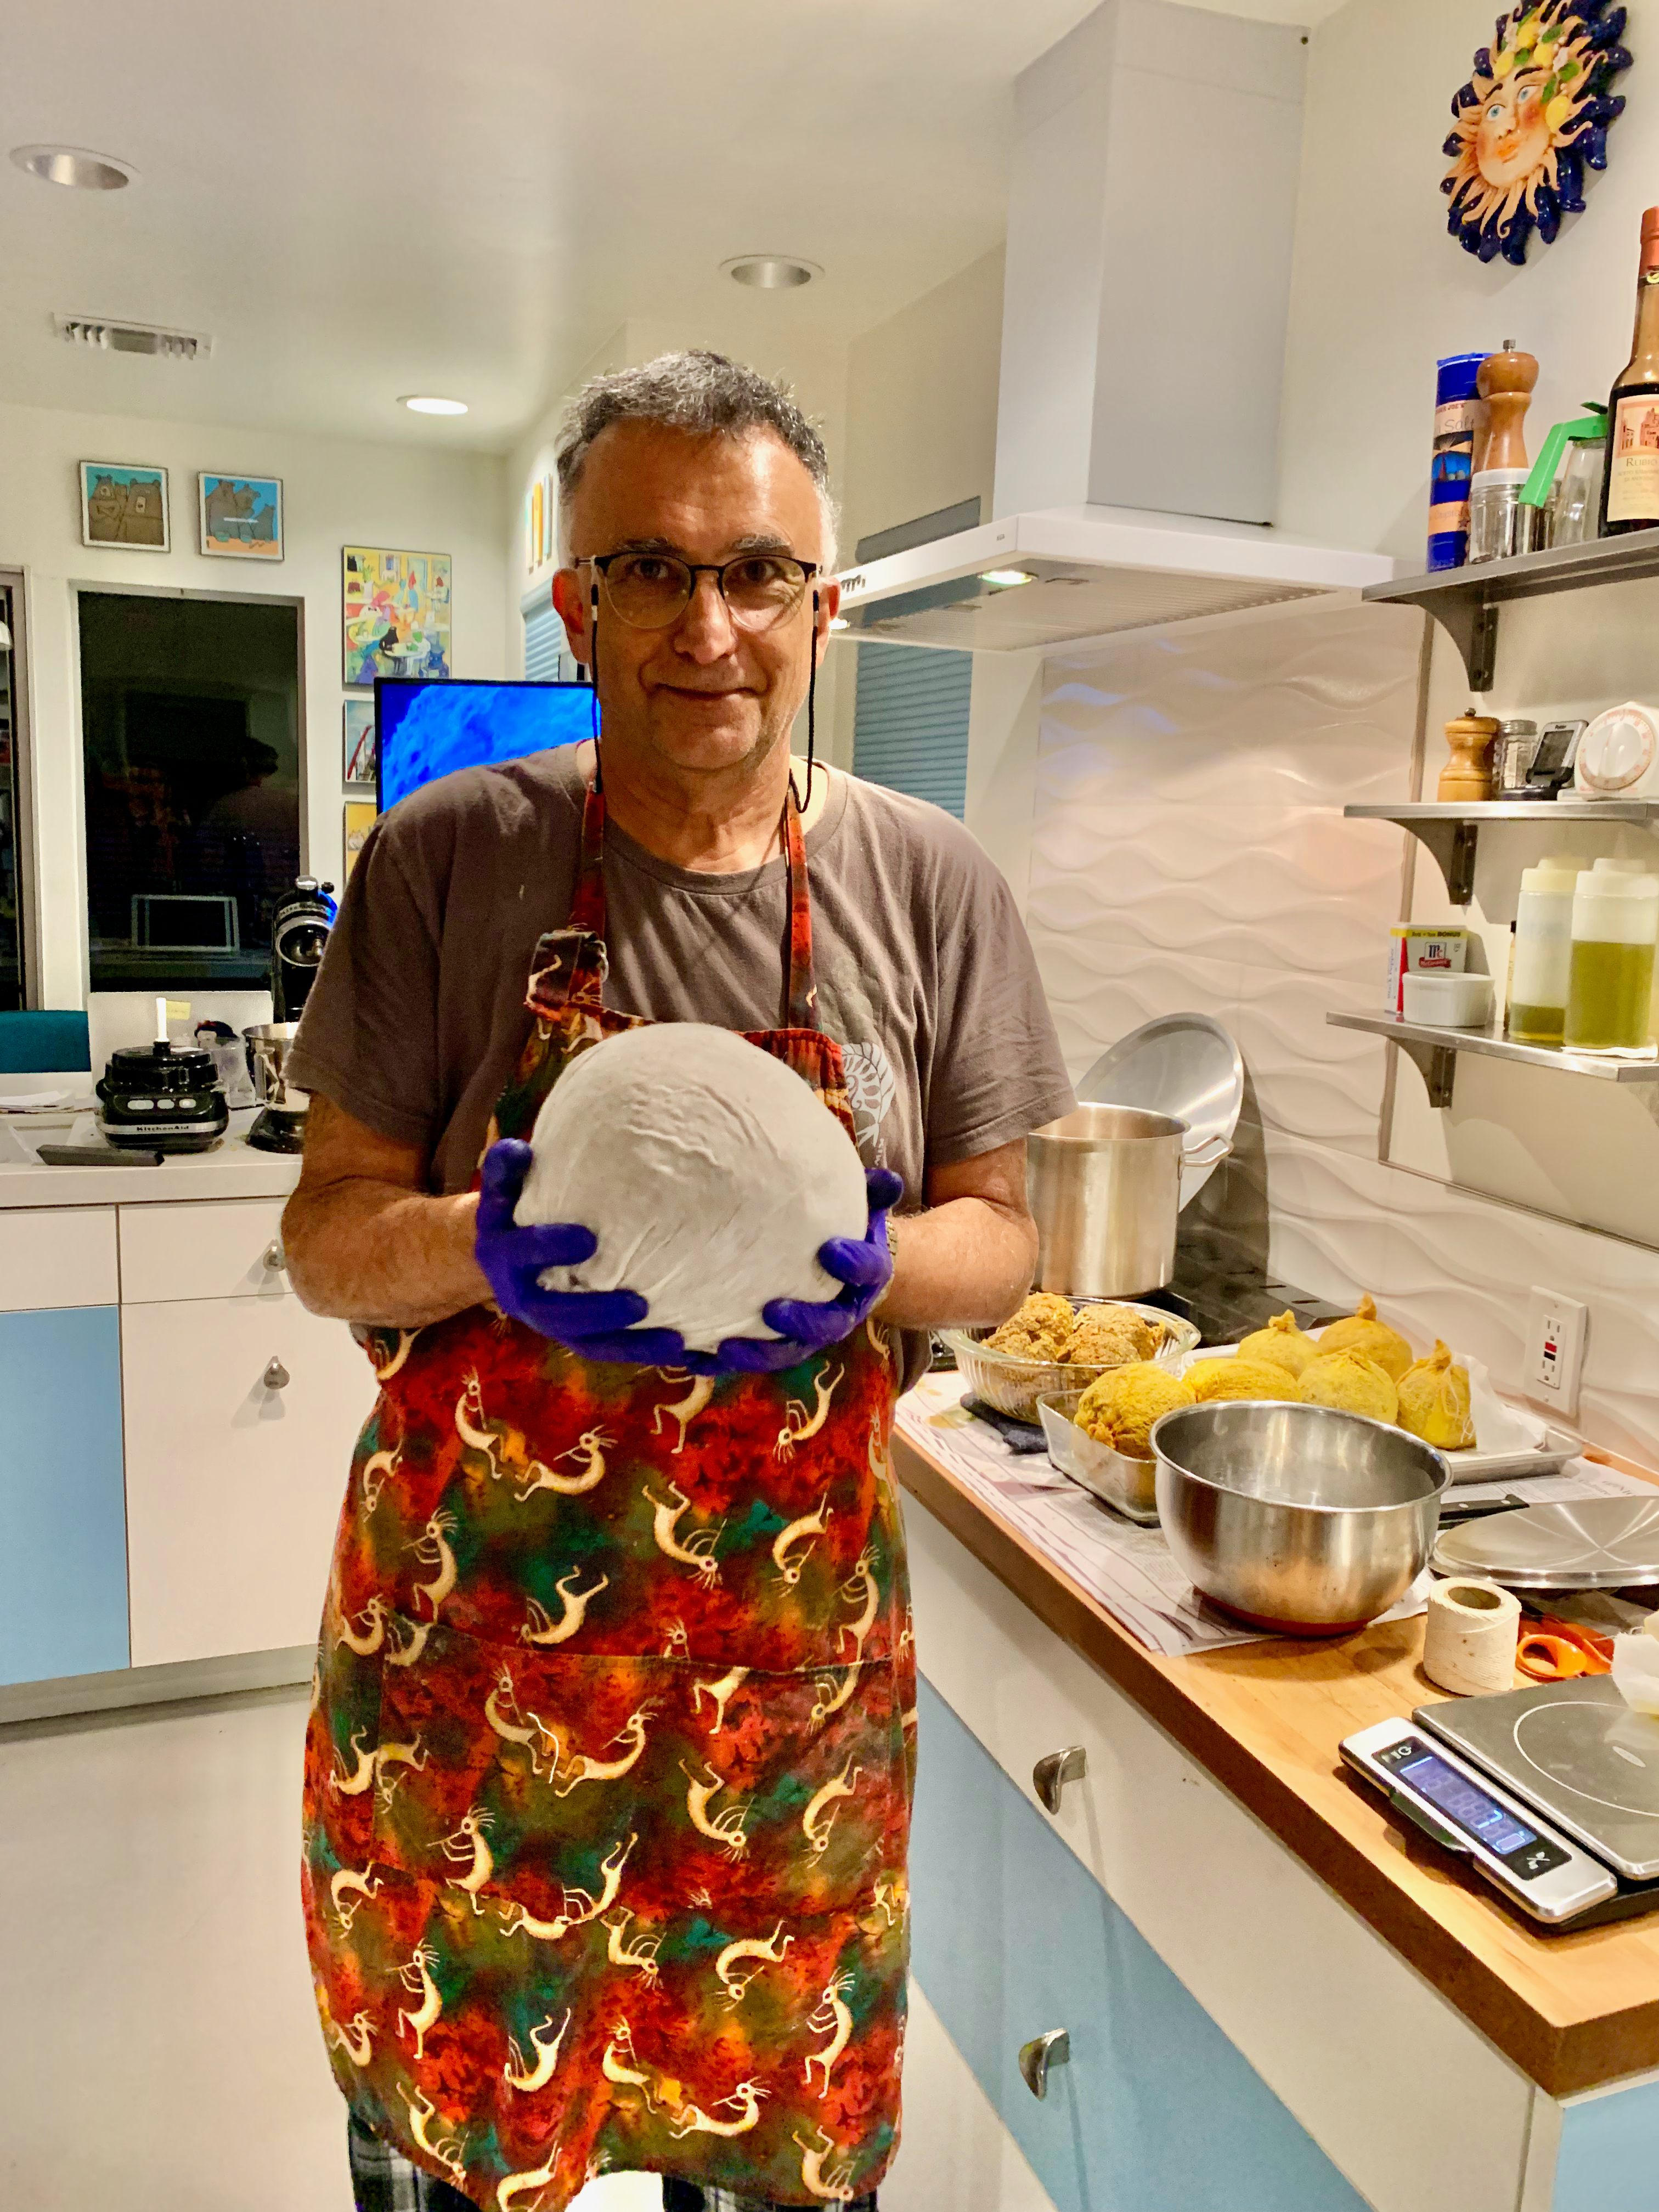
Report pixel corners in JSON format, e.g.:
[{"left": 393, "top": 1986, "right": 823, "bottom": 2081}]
[{"left": 1600, "top": 206, "right": 1659, "bottom": 535}]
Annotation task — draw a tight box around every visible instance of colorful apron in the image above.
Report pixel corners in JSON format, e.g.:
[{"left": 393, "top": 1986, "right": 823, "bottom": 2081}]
[{"left": 302, "top": 783, "right": 914, "bottom": 2212}]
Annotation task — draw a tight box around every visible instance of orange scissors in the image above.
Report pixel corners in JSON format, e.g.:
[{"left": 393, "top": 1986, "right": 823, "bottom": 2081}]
[{"left": 1515, "top": 1614, "right": 1615, "bottom": 1682}]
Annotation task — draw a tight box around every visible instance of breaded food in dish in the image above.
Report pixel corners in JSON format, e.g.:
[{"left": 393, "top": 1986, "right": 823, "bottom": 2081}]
[
  {"left": 1237, "top": 1309, "right": 1317, "bottom": 1379},
  {"left": 1186, "top": 1356, "right": 1304, "bottom": 1405},
  {"left": 1317, "top": 1293, "right": 1413, "bottom": 1384},
  {"left": 1063, "top": 1304, "right": 1157, "bottom": 1367},
  {"left": 1301, "top": 1349, "right": 1400, "bottom": 1425},
  {"left": 986, "top": 1291, "right": 1077, "bottom": 1360},
  {"left": 1396, "top": 1340, "right": 1475, "bottom": 1450},
  {"left": 1075, "top": 1362, "right": 1195, "bottom": 1458}
]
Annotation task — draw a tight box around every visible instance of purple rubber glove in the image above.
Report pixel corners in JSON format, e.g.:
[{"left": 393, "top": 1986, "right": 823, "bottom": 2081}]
[
  {"left": 475, "top": 1139, "right": 690, "bottom": 1367},
  {"left": 712, "top": 1167, "right": 905, "bottom": 1376}
]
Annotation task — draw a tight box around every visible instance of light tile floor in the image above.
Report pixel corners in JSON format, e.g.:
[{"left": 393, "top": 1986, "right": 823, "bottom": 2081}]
[{"left": 0, "top": 1682, "right": 1050, "bottom": 2212}]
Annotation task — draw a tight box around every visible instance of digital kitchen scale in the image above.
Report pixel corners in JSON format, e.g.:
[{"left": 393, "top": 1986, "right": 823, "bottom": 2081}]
[{"left": 1343, "top": 1679, "right": 1659, "bottom": 1927}]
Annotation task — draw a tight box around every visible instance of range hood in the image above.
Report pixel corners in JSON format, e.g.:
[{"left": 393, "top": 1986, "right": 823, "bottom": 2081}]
[
  {"left": 837, "top": 505, "right": 1395, "bottom": 654},
  {"left": 838, "top": 0, "right": 1397, "bottom": 653}
]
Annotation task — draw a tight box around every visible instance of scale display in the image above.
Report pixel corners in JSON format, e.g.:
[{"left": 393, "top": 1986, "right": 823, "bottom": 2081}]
[{"left": 1371, "top": 1739, "right": 1565, "bottom": 1873}]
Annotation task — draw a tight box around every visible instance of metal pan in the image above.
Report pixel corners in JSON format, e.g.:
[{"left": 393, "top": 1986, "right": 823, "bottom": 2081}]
[{"left": 1432, "top": 1497, "right": 1659, "bottom": 1590}]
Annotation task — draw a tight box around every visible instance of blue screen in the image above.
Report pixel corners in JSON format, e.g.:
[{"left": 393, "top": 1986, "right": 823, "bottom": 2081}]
[{"left": 376, "top": 679, "right": 593, "bottom": 810}]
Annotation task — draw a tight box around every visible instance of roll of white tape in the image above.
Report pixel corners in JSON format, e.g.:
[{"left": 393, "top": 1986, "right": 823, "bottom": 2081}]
[{"left": 1423, "top": 1576, "right": 1521, "bottom": 1697}]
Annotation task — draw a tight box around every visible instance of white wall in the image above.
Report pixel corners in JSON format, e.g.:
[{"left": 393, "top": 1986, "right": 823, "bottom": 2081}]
[
  {"left": 1279, "top": 0, "right": 1655, "bottom": 562},
  {"left": 832, "top": 248, "right": 1008, "bottom": 776},
  {"left": 0, "top": 398, "right": 505, "bottom": 1007}
]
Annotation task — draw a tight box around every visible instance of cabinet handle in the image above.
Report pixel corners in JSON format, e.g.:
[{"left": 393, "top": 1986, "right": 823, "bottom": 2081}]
[
  {"left": 1018, "top": 2028, "right": 1070, "bottom": 2101},
  {"left": 262, "top": 1356, "right": 291, "bottom": 1391},
  {"left": 262, "top": 1240, "right": 287, "bottom": 1272},
  {"left": 1032, "top": 1745, "right": 1087, "bottom": 1814}
]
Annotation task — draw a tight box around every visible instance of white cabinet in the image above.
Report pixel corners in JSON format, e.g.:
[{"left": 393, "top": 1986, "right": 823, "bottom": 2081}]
[
  {"left": 118, "top": 1197, "right": 290, "bottom": 1304},
  {"left": 905, "top": 1500, "right": 1538, "bottom": 2212},
  {"left": 0, "top": 1206, "right": 118, "bottom": 1311},
  {"left": 121, "top": 1294, "right": 375, "bottom": 1667}
]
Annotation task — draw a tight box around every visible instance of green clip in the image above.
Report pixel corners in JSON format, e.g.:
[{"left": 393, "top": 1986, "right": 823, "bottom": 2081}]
[{"left": 1521, "top": 413, "right": 1607, "bottom": 509}]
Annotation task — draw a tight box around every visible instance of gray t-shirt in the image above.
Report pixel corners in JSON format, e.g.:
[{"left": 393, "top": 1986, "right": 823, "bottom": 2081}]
[{"left": 289, "top": 747, "right": 1074, "bottom": 1381}]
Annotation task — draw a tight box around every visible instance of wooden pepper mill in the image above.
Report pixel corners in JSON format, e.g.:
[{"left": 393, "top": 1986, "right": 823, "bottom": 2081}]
[
  {"left": 1469, "top": 342, "right": 1539, "bottom": 561},
  {"left": 1440, "top": 708, "right": 1502, "bottom": 802}
]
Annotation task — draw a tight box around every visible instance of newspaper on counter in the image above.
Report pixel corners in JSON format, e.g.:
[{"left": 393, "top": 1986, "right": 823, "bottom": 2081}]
[{"left": 894, "top": 1373, "right": 1657, "bottom": 1661}]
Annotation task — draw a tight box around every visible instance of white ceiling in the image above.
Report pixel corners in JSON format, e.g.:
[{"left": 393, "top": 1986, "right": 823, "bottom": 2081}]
[{"left": 0, "top": 0, "right": 1348, "bottom": 455}]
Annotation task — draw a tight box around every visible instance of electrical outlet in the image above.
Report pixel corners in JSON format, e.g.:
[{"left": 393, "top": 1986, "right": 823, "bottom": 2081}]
[{"left": 1524, "top": 1287, "right": 1588, "bottom": 1420}]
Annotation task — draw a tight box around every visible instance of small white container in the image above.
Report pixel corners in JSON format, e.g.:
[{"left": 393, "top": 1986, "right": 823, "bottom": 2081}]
[{"left": 1402, "top": 972, "right": 1494, "bottom": 1028}]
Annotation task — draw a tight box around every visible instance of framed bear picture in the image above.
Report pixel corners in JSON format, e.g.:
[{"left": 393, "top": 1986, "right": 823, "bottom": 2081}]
[
  {"left": 80, "top": 461, "right": 170, "bottom": 551},
  {"left": 199, "top": 472, "right": 284, "bottom": 559}
]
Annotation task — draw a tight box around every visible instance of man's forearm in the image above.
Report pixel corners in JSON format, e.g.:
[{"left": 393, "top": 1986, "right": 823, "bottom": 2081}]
[
  {"left": 878, "top": 1197, "right": 1036, "bottom": 1332},
  {"left": 283, "top": 1179, "right": 487, "bottom": 1327}
]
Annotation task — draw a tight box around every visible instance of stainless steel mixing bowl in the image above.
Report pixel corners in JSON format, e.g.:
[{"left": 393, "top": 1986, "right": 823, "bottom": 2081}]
[{"left": 1151, "top": 1401, "right": 1449, "bottom": 1635}]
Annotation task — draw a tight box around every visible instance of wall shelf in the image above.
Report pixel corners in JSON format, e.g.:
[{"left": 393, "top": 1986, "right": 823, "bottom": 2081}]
[
  {"left": 1345, "top": 800, "right": 1659, "bottom": 905},
  {"left": 1361, "top": 527, "right": 1659, "bottom": 691},
  {"left": 1328, "top": 1009, "right": 1659, "bottom": 1109}
]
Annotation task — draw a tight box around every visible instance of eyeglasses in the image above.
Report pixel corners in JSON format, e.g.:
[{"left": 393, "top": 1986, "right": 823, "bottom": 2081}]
[{"left": 578, "top": 550, "right": 818, "bottom": 634}]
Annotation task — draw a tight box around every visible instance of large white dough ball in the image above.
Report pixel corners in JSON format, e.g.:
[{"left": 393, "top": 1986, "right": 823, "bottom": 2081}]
[{"left": 514, "top": 1022, "right": 870, "bottom": 1351}]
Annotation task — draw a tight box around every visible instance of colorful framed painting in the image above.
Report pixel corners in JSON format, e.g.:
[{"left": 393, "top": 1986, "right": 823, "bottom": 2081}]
[
  {"left": 343, "top": 698, "right": 377, "bottom": 791},
  {"left": 199, "top": 472, "right": 284, "bottom": 559},
  {"left": 526, "top": 469, "right": 557, "bottom": 574},
  {"left": 343, "top": 798, "right": 377, "bottom": 877},
  {"left": 342, "top": 545, "right": 452, "bottom": 687},
  {"left": 80, "top": 461, "right": 170, "bottom": 551},
  {"left": 1443, "top": 1, "right": 1632, "bottom": 266}
]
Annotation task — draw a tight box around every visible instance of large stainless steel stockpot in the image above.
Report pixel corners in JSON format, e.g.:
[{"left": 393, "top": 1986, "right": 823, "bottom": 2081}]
[
  {"left": 1151, "top": 1400, "right": 1449, "bottom": 1635},
  {"left": 1026, "top": 1104, "right": 1230, "bottom": 1297}
]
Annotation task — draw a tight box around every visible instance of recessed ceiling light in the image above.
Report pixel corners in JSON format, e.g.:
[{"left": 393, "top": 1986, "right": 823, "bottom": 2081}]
[
  {"left": 400, "top": 394, "right": 469, "bottom": 416},
  {"left": 722, "top": 255, "right": 822, "bottom": 291},
  {"left": 10, "top": 144, "right": 134, "bottom": 190},
  {"left": 980, "top": 568, "right": 1036, "bottom": 590}
]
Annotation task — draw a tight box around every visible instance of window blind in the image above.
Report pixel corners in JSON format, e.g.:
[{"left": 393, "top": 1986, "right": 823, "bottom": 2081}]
[
  {"left": 521, "top": 591, "right": 568, "bottom": 684},
  {"left": 850, "top": 643, "right": 972, "bottom": 820}
]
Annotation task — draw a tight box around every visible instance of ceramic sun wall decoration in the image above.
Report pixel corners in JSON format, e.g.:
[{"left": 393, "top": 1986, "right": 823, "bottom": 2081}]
[{"left": 1443, "top": 2, "right": 1632, "bottom": 265}]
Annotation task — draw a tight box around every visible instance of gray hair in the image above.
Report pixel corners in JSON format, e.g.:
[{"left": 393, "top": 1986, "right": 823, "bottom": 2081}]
[{"left": 555, "top": 349, "right": 838, "bottom": 569}]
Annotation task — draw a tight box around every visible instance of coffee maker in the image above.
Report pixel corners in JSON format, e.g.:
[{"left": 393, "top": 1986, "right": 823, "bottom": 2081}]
[{"left": 246, "top": 877, "right": 335, "bottom": 1153}]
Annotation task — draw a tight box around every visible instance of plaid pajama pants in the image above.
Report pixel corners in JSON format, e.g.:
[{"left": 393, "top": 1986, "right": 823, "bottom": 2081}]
[{"left": 347, "top": 2116, "right": 878, "bottom": 2212}]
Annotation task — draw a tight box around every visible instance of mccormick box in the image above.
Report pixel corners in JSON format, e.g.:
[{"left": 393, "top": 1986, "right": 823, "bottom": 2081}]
[{"left": 1384, "top": 926, "right": 1470, "bottom": 1014}]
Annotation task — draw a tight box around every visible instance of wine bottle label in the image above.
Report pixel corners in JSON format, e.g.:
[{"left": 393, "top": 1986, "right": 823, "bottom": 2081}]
[{"left": 1607, "top": 393, "right": 1659, "bottom": 522}]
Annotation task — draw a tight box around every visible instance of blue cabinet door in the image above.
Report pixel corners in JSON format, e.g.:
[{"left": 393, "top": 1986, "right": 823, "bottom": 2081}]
[
  {"left": 910, "top": 1677, "right": 1368, "bottom": 2212},
  {"left": 0, "top": 1306, "right": 128, "bottom": 1684}
]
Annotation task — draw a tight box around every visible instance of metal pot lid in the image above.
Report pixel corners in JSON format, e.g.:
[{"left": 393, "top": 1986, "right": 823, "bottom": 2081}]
[
  {"left": 1431, "top": 1497, "right": 1659, "bottom": 1590},
  {"left": 1076, "top": 1013, "right": 1244, "bottom": 1209}
]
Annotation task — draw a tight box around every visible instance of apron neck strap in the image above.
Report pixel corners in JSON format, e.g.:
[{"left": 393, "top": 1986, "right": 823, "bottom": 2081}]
[
  {"left": 782, "top": 781, "right": 817, "bottom": 1029},
  {"left": 567, "top": 776, "right": 821, "bottom": 1031}
]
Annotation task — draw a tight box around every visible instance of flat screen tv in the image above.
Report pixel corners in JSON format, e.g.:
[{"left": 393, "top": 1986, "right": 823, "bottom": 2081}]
[{"left": 376, "top": 677, "right": 593, "bottom": 811}]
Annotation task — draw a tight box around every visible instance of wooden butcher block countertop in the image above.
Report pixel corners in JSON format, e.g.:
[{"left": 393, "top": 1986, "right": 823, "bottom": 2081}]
[{"left": 894, "top": 1424, "right": 1659, "bottom": 2098}]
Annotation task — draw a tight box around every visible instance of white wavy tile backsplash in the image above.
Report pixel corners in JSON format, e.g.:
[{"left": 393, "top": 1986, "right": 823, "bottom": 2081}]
[{"left": 1024, "top": 601, "right": 1659, "bottom": 1461}]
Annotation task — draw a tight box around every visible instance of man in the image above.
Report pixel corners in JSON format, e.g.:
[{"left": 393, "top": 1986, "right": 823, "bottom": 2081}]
[{"left": 284, "top": 350, "right": 1073, "bottom": 2212}]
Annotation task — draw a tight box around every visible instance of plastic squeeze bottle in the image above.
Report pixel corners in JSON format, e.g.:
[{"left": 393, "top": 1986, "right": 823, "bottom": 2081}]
[
  {"left": 1564, "top": 860, "right": 1659, "bottom": 1055},
  {"left": 1508, "top": 857, "right": 1584, "bottom": 1046}
]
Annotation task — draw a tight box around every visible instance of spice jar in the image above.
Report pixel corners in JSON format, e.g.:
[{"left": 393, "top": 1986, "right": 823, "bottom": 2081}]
[{"left": 1564, "top": 860, "right": 1659, "bottom": 1056}]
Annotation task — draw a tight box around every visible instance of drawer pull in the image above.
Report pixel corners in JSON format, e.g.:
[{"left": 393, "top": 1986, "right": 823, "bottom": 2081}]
[
  {"left": 1018, "top": 2028, "right": 1070, "bottom": 2101},
  {"left": 262, "top": 1357, "right": 291, "bottom": 1392},
  {"left": 1032, "top": 1744, "right": 1087, "bottom": 1814},
  {"left": 262, "top": 1240, "right": 287, "bottom": 1273}
]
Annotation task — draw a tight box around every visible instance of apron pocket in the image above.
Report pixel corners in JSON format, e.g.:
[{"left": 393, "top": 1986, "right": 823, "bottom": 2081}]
[{"left": 369, "top": 1623, "right": 906, "bottom": 1929}]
